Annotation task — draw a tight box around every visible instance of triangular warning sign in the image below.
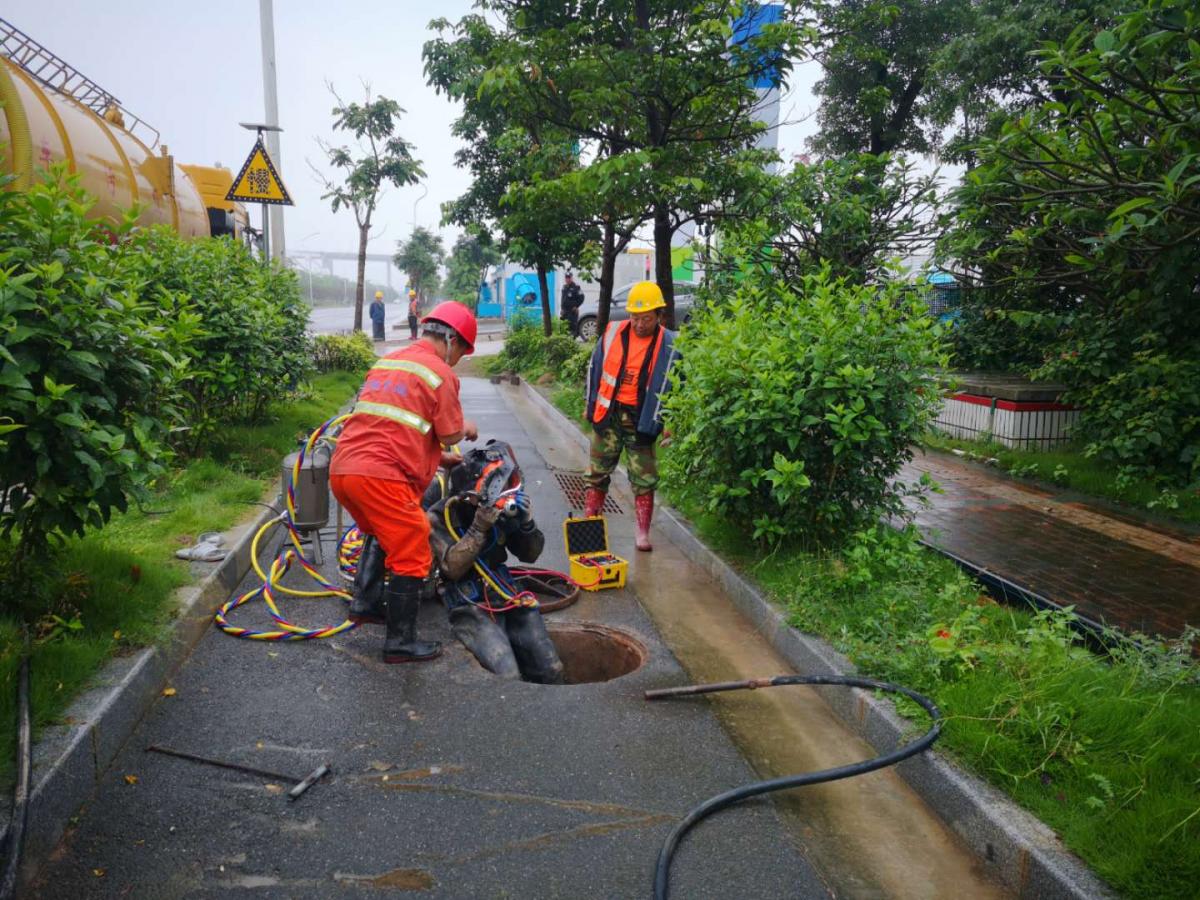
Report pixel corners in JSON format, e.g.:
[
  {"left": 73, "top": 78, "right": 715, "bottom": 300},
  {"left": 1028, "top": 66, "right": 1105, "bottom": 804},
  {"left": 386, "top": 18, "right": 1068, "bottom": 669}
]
[{"left": 226, "top": 138, "right": 293, "bottom": 205}]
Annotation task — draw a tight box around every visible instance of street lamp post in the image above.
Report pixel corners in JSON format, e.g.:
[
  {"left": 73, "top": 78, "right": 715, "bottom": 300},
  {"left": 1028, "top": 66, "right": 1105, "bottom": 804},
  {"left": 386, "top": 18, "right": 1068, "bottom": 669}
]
[
  {"left": 412, "top": 184, "right": 428, "bottom": 231},
  {"left": 259, "top": 0, "right": 285, "bottom": 260}
]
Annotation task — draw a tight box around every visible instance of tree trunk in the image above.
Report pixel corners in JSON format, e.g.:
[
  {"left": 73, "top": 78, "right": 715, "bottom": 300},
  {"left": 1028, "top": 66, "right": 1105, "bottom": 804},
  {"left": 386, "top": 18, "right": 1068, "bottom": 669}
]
[
  {"left": 536, "top": 261, "right": 552, "bottom": 337},
  {"left": 597, "top": 219, "right": 616, "bottom": 337},
  {"left": 353, "top": 223, "right": 369, "bottom": 332},
  {"left": 653, "top": 205, "right": 676, "bottom": 329},
  {"left": 476, "top": 264, "right": 490, "bottom": 310}
]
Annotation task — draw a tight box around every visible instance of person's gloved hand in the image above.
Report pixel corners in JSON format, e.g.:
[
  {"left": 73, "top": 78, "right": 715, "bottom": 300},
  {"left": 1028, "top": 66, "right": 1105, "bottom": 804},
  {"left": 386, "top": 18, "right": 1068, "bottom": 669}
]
[
  {"left": 511, "top": 490, "right": 533, "bottom": 525},
  {"left": 471, "top": 499, "right": 501, "bottom": 532}
]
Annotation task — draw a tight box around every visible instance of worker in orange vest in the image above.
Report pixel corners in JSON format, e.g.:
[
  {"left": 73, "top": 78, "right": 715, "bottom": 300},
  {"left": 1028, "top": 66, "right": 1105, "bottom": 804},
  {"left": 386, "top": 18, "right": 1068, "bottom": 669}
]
[
  {"left": 407, "top": 289, "right": 420, "bottom": 340},
  {"left": 582, "top": 282, "right": 679, "bottom": 551},
  {"left": 331, "top": 301, "right": 480, "bottom": 663}
]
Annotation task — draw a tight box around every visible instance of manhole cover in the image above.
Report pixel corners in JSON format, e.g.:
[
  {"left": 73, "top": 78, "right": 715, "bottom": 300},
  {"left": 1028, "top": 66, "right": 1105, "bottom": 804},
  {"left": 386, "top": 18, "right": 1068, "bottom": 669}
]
[
  {"left": 551, "top": 471, "right": 624, "bottom": 515},
  {"left": 545, "top": 623, "right": 646, "bottom": 684}
]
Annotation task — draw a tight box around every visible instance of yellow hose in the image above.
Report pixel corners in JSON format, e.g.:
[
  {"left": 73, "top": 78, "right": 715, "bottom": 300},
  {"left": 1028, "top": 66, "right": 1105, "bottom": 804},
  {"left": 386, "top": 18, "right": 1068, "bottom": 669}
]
[{"left": 0, "top": 59, "right": 34, "bottom": 191}]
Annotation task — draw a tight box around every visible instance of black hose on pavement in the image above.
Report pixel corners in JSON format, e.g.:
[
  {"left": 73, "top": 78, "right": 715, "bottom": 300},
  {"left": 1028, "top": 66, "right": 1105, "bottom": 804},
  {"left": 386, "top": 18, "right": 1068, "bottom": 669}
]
[{"left": 644, "top": 674, "right": 942, "bottom": 900}]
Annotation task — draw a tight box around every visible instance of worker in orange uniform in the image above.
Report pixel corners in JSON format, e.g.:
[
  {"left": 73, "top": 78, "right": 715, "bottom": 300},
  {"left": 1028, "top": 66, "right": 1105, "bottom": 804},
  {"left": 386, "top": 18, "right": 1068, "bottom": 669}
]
[
  {"left": 331, "top": 301, "right": 479, "bottom": 663},
  {"left": 407, "top": 289, "right": 420, "bottom": 341},
  {"left": 583, "top": 282, "right": 679, "bottom": 552}
]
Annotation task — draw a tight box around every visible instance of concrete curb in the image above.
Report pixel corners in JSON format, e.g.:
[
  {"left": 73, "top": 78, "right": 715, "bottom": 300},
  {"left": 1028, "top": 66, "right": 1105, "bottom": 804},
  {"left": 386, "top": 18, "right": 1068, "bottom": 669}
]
[
  {"left": 516, "top": 381, "right": 1114, "bottom": 900},
  {"left": 0, "top": 496, "right": 281, "bottom": 886}
]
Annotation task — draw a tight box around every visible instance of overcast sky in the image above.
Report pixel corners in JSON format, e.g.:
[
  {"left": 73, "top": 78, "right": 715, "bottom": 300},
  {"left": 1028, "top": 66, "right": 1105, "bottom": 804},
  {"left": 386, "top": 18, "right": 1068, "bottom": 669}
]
[{"left": 9, "top": 2, "right": 827, "bottom": 280}]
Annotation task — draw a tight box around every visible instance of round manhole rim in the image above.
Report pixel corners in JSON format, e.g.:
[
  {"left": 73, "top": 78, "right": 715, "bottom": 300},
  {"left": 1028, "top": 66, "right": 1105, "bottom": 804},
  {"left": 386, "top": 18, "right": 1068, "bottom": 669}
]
[{"left": 543, "top": 621, "right": 648, "bottom": 685}]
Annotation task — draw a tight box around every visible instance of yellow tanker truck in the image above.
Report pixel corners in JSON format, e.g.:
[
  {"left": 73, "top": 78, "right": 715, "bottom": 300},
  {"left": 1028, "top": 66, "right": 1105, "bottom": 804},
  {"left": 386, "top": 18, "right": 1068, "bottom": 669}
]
[{"left": 0, "top": 17, "right": 248, "bottom": 239}]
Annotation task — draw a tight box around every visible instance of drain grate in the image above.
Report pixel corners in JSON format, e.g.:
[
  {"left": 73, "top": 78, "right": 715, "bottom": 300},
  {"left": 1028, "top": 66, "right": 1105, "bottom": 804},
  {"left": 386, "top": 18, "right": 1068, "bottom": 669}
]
[{"left": 552, "top": 471, "right": 624, "bottom": 514}]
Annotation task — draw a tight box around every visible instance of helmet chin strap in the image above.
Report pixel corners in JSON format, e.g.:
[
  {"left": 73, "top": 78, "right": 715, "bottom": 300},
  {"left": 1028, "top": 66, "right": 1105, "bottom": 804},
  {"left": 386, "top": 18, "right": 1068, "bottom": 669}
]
[{"left": 423, "top": 323, "right": 457, "bottom": 364}]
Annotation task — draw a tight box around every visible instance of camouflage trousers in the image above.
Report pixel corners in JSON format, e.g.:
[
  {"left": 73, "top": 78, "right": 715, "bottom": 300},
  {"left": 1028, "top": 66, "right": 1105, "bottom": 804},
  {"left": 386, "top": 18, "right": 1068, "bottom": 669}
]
[{"left": 586, "top": 405, "right": 658, "bottom": 496}]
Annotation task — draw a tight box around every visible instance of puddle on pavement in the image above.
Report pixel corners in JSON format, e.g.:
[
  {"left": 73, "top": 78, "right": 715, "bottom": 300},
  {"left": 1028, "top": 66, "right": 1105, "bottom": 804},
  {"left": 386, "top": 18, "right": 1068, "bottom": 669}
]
[
  {"left": 335, "top": 868, "right": 436, "bottom": 890},
  {"left": 630, "top": 549, "right": 1009, "bottom": 899}
]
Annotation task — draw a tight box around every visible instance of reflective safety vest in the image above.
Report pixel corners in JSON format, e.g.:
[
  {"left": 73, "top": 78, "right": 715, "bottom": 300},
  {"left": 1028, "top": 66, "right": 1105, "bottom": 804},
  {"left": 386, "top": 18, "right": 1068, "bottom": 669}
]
[
  {"left": 585, "top": 320, "right": 678, "bottom": 438},
  {"left": 353, "top": 357, "right": 444, "bottom": 434},
  {"left": 331, "top": 342, "right": 459, "bottom": 485}
]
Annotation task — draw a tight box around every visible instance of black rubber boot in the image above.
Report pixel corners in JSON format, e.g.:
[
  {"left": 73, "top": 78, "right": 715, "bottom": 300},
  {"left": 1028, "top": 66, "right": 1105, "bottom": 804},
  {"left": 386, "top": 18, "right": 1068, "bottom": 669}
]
[
  {"left": 449, "top": 606, "right": 520, "bottom": 679},
  {"left": 349, "top": 534, "right": 385, "bottom": 625},
  {"left": 382, "top": 576, "right": 441, "bottom": 663},
  {"left": 506, "top": 608, "right": 565, "bottom": 685}
]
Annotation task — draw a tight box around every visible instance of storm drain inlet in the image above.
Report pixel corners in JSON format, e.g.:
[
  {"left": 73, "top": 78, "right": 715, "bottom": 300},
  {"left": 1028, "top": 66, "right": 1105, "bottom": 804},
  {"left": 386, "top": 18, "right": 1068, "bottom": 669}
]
[{"left": 551, "top": 471, "right": 624, "bottom": 515}]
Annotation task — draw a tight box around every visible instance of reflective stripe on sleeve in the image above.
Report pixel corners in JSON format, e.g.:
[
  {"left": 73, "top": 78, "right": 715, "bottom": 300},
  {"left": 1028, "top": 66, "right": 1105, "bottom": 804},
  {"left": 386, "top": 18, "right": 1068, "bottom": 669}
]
[
  {"left": 352, "top": 400, "right": 433, "bottom": 434},
  {"left": 368, "top": 359, "right": 443, "bottom": 389}
]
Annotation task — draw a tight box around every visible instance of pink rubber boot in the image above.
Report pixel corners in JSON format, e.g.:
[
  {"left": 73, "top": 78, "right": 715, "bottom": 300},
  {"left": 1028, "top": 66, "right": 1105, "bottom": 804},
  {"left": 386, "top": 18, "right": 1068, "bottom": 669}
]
[
  {"left": 583, "top": 488, "right": 606, "bottom": 518},
  {"left": 635, "top": 493, "right": 654, "bottom": 552}
]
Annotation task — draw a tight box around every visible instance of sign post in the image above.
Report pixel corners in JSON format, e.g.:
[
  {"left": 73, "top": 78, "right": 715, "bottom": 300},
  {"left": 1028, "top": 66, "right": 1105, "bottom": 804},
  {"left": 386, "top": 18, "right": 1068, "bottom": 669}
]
[{"left": 227, "top": 123, "right": 293, "bottom": 263}]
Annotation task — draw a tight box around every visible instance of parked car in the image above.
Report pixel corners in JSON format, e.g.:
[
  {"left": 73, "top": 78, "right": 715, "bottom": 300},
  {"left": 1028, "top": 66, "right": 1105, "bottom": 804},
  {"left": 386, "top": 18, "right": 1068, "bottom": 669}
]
[{"left": 575, "top": 281, "right": 697, "bottom": 341}]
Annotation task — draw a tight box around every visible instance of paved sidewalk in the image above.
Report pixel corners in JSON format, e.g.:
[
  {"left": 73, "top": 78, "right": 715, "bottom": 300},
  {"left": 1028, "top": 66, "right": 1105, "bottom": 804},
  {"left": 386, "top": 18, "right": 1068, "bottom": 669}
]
[{"left": 902, "top": 451, "right": 1200, "bottom": 639}]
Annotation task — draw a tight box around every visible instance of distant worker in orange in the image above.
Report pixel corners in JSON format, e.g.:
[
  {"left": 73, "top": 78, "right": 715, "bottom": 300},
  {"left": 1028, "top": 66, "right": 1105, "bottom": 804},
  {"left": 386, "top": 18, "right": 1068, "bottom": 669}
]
[
  {"left": 583, "top": 281, "right": 679, "bottom": 552},
  {"left": 407, "top": 289, "right": 420, "bottom": 341},
  {"left": 331, "top": 301, "right": 479, "bottom": 663}
]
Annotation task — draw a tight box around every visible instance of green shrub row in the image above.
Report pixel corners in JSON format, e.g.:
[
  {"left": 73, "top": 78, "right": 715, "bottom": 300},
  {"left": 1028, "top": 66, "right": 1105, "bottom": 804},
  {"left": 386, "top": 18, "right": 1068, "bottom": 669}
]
[
  {"left": 662, "top": 267, "right": 948, "bottom": 546},
  {"left": 313, "top": 331, "right": 377, "bottom": 374},
  {"left": 0, "top": 172, "right": 312, "bottom": 570},
  {"left": 122, "top": 226, "right": 311, "bottom": 451},
  {"left": 487, "top": 318, "right": 590, "bottom": 382}
]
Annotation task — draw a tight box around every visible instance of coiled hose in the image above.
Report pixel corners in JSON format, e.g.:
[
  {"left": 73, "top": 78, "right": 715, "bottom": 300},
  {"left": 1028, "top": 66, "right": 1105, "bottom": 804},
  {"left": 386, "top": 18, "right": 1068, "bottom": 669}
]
[
  {"left": 216, "top": 415, "right": 580, "bottom": 637},
  {"left": 215, "top": 414, "right": 359, "bottom": 640},
  {"left": 644, "top": 674, "right": 942, "bottom": 900}
]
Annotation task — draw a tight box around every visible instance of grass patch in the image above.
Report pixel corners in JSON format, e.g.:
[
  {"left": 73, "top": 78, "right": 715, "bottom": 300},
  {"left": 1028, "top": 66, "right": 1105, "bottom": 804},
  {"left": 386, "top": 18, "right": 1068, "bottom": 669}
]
[
  {"left": 922, "top": 432, "right": 1200, "bottom": 525},
  {"left": 548, "top": 383, "right": 585, "bottom": 426},
  {"left": 669, "top": 502, "right": 1199, "bottom": 899},
  {"left": 0, "top": 372, "right": 360, "bottom": 786}
]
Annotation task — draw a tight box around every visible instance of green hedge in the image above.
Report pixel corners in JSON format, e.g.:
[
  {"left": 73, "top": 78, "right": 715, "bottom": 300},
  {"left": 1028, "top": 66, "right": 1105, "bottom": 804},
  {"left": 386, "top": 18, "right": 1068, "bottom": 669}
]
[
  {"left": 122, "top": 226, "right": 312, "bottom": 453},
  {"left": 313, "top": 332, "right": 377, "bottom": 374},
  {"left": 662, "top": 267, "right": 948, "bottom": 546},
  {"left": 0, "top": 171, "right": 311, "bottom": 579}
]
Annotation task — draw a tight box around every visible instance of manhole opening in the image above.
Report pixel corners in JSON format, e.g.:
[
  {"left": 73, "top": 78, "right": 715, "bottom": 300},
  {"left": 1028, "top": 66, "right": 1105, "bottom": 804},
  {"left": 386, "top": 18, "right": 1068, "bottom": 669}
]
[
  {"left": 546, "top": 623, "right": 646, "bottom": 684},
  {"left": 551, "top": 471, "right": 624, "bottom": 515}
]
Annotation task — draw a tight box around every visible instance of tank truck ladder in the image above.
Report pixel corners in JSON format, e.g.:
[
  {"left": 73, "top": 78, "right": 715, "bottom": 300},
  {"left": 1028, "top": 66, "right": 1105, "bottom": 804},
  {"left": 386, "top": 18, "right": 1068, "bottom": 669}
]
[{"left": 0, "top": 16, "right": 160, "bottom": 146}]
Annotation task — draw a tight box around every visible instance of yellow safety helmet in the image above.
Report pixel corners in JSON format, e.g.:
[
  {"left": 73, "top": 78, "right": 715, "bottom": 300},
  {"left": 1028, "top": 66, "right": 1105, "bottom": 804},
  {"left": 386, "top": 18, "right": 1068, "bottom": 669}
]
[
  {"left": 626, "top": 281, "right": 665, "bottom": 313},
  {"left": 408, "top": 289, "right": 417, "bottom": 298},
  {"left": 375, "top": 290, "right": 384, "bottom": 299}
]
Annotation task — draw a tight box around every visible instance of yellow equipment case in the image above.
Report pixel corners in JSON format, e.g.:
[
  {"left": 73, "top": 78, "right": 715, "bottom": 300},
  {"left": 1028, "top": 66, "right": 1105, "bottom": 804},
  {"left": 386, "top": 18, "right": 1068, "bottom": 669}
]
[{"left": 562, "top": 515, "right": 627, "bottom": 591}]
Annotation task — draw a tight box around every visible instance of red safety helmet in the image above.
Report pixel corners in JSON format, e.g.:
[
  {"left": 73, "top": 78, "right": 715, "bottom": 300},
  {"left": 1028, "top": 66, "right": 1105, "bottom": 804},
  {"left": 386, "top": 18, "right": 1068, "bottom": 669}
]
[{"left": 421, "top": 301, "right": 477, "bottom": 354}]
